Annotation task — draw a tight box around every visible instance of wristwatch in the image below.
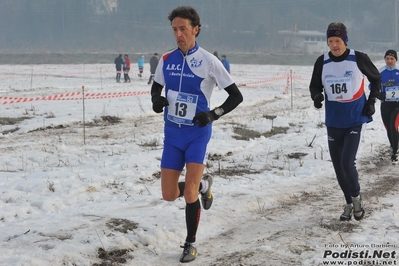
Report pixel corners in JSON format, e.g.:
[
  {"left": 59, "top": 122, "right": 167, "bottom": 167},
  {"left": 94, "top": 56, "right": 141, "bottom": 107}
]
[{"left": 214, "top": 107, "right": 224, "bottom": 117}]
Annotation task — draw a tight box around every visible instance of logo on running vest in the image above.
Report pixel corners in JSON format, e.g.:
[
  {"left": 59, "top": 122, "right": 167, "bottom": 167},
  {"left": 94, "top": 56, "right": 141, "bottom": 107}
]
[
  {"left": 344, "top": 71, "right": 353, "bottom": 77},
  {"left": 190, "top": 57, "right": 202, "bottom": 68},
  {"left": 168, "top": 72, "right": 195, "bottom": 78},
  {"left": 166, "top": 64, "right": 182, "bottom": 71}
]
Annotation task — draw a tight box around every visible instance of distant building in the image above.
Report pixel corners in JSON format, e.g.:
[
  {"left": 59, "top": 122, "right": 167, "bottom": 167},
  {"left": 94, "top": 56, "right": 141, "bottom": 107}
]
[
  {"left": 278, "top": 26, "right": 328, "bottom": 54},
  {"left": 90, "top": 0, "right": 117, "bottom": 14},
  {"left": 106, "top": 0, "right": 117, "bottom": 13}
]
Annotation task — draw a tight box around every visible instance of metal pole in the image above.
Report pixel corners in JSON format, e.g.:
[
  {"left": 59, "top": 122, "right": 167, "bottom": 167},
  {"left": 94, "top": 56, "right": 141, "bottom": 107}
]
[
  {"left": 30, "top": 67, "right": 33, "bottom": 90},
  {"left": 395, "top": 0, "right": 398, "bottom": 47}
]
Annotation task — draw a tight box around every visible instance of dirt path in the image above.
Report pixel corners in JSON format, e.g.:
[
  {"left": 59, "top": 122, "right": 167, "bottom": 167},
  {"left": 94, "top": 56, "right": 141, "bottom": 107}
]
[{"left": 187, "top": 157, "right": 398, "bottom": 266}]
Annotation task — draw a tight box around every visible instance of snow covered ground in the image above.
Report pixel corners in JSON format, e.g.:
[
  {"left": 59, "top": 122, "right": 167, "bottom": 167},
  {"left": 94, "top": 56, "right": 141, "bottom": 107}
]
[{"left": 0, "top": 61, "right": 398, "bottom": 266}]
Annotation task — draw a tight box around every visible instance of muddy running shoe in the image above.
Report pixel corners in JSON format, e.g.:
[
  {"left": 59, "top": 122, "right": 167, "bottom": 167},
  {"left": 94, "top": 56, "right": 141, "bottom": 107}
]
[
  {"left": 340, "top": 203, "right": 353, "bottom": 221},
  {"left": 200, "top": 175, "right": 213, "bottom": 210},
  {"left": 352, "top": 195, "right": 365, "bottom": 221},
  {"left": 391, "top": 154, "right": 398, "bottom": 164},
  {"left": 179, "top": 242, "right": 197, "bottom": 263}
]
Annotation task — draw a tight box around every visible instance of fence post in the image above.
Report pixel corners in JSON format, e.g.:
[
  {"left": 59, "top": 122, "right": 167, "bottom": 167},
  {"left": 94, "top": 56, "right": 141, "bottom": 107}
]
[
  {"left": 82, "top": 85, "right": 86, "bottom": 145},
  {"left": 290, "top": 69, "right": 293, "bottom": 110}
]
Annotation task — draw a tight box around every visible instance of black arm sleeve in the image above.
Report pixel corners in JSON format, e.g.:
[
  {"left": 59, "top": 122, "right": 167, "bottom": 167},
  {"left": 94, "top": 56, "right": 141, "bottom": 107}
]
[
  {"left": 216, "top": 83, "right": 243, "bottom": 117},
  {"left": 150, "top": 81, "right": 164, "bottom": 102},
  {"left": 309, "top": 55, "right": 325, "bottom": 100},
  {"left": 355, "top": 51, "right": 381, "bottom": 100}
]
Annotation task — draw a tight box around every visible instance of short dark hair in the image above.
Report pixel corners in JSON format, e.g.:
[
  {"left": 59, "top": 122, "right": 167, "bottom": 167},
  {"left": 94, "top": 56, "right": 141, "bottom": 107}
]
[{"left": 168, "top": 6, "right": 201, "bottom": 37}]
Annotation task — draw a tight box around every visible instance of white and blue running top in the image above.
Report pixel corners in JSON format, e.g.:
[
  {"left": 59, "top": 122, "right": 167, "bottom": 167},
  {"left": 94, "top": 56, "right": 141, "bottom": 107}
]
[{"left": 154, "top": 43, "right": 233, "bottom": 128}]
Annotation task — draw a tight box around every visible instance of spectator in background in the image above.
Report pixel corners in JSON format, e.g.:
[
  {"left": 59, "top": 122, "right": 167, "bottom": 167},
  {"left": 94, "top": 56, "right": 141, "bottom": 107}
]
[
  {"left": 213, "top": 51, "right": 220, "bottom": 60},
  {"left": 309, "top": 22, "right": 381, "bottom": 222},
  {"left": 123, "top": 54, "right": 131, "bottom": 83},
  {"left": 114, "top": 54, "right": 124, "bottom": 83},
  {"left": 221, "top": 55, "right": 230, "bottom": 73},
  {"left": 148, "top": 53, "right": 159, "bottom": 85},
  {"left": 138, "top": 55, "right": 145, "bottom": 78},
  {"left": 377, "top": 49, "right": 399, "bottom": 164}
]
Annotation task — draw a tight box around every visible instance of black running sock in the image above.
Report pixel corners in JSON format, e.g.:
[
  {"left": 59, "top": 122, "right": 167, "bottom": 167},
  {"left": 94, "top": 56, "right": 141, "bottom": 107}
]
[{"left": 185, "top": 199, "right": 201, "bottom": 243}]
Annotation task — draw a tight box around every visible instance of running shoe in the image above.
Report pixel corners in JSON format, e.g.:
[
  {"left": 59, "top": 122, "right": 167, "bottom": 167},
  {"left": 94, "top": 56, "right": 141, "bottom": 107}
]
[
  {"left": 340, "top": 203, "right": 353, "bottom": 221},
  {"left": 352, "top": 195, "right": 365, "bottom": 221},
  {"left": 391, "top": 154, "right": 398, "bottom": 164},
  {"left": 200, "top": 175, "right": 213, "bottom": 210},
  {"left": 179, "top": 242, "right": 197, "bottom": 263}
]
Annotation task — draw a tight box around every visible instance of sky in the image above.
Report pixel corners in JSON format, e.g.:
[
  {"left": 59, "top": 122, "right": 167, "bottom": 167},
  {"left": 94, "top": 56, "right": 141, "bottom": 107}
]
[{"left": 0, "top": 61, "right": 398, "bottom": 266}]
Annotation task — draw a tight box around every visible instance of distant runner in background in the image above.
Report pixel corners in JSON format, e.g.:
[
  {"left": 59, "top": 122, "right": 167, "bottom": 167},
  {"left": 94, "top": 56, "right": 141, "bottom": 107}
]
[
  {"left": 377, "top": 49, "right": 399, "bottom": 164},
  {"left": 123, "top": 54, "right": 131, "bottom": 83},
  {"left": 138, "top": 55, "right": 145, "bottom": 78},
  {"left": 147, "top": 53, "right": 159, "bottom": 85}
]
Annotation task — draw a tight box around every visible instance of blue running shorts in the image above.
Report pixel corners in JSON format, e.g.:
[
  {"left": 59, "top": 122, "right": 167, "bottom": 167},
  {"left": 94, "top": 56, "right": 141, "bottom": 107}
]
[{"left": 161, "top": 125, "right": 212, "bottom": 170}]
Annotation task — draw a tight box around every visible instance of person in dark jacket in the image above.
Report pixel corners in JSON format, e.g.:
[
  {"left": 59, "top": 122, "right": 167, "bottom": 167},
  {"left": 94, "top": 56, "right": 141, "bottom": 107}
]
[
  {"left": 377, "top": 49, "right": 399, "bottom": 163},
  {"left": 114, "top": 54, "right": 124, "bottom": 83},
  {"left": 147, "top": 53, "right": 159, "bottom": 85},
  {"left": 309, "top": 22, "right": 381, "bottom": 222},
  {"left": 213, "top": 51, "right": 220, "bottom": 60}
]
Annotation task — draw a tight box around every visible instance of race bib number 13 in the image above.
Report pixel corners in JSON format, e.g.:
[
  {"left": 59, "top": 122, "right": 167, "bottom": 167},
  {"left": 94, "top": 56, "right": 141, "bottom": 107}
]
[{"left": 167, "top": 90, "right": 198, "bottom": 125}]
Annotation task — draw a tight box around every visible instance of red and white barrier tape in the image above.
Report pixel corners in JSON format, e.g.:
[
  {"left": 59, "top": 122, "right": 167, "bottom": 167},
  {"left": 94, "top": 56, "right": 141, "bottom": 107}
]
[
  {"left": 237, "top": 75, "right": 288, "bottom": 87},
  {"left": 0, "top": 71, "right": 312, "bottom": 104},
  {"left": 0, "top": 90, "right": 149, "bottom": 105}
]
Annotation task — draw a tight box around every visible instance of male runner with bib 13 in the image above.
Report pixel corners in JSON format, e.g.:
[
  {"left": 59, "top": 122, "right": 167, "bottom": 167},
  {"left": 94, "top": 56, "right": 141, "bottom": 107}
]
[{"left": 150, "top": 6, "right": 243, "bottom": 263}]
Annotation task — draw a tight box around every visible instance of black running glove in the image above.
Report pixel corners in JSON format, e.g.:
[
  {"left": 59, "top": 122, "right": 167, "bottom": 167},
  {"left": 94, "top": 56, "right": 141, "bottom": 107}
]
[
  {"left": 192, "top": 110, "right": 219, "bottom": 127},
  {"left": 152, "top": 95, "right": 169, "bottom": 113},
  {"left": 313, "top": 93, "right": 324, "bottom": 109},
  {"left": 377, "top": 93, "right": 386, "bottom": 101},
  {"left": 363, "top": 98, "right": 376, "bottom": 116}
]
